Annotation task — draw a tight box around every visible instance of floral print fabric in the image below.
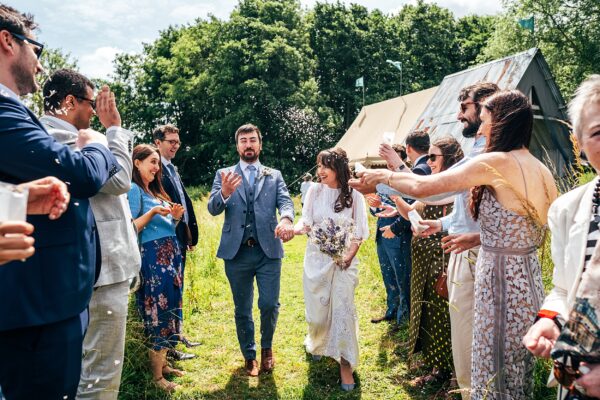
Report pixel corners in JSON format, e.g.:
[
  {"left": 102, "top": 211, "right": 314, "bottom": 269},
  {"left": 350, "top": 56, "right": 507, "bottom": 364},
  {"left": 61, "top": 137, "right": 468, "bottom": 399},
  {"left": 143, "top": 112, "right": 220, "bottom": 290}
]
[
  {"left": 471, "top": 190, "right": 546, "bottom": 399},
  {"left": 136, "top": 236, "right": 183, "bottom": 350}
]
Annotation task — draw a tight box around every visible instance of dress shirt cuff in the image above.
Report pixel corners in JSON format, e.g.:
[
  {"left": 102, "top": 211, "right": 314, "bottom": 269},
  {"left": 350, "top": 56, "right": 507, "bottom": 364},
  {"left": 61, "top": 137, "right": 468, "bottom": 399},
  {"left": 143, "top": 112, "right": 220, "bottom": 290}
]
[{"left": 220, "top": 191, "right": 229, "bottom": 204}]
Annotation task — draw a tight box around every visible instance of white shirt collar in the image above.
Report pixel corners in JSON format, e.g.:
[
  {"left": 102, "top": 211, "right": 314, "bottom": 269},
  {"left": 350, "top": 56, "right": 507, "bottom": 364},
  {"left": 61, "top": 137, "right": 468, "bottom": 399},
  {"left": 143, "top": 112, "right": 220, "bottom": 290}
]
[
  {"left": 239, "top": 159, "right": 261, "bottom": 172},
  {"left": 161, "top": 158, "right": 172, "bottom": 167},
  {"left": 0, "top": 83, "right": 20, "bottom": 103}
]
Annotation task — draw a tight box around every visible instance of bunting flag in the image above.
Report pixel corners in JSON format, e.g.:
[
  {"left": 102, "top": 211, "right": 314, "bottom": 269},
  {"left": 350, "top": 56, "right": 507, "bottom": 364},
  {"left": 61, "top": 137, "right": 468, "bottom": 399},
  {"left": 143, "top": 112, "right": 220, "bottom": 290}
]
[
  {"left": 355, "top": 76, "right": 364, "bottom": 88},
  {"left": 518, "top": 16, "right": 534, "bottom": 32}
]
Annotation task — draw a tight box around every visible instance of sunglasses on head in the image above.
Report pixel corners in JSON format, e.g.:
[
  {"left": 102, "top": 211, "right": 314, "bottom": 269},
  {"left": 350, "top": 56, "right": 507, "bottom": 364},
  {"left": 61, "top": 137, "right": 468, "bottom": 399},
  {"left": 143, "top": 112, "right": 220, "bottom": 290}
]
[
  {"left": 9, "top": 31, "right": 44, "bottom": 59},
  {"left": 427, "top": 153, "right": 447, "bottom": 162}
]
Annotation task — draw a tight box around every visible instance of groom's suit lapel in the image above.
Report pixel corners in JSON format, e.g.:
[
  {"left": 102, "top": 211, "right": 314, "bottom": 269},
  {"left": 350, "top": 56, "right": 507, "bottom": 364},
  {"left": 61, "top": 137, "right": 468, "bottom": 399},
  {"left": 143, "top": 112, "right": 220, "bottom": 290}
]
[
  {"left": 255, "top": 167, "right": 268, "bottom": 200},
  {"left": 234, "top": 163, "right": 246, "bottom": 203}
]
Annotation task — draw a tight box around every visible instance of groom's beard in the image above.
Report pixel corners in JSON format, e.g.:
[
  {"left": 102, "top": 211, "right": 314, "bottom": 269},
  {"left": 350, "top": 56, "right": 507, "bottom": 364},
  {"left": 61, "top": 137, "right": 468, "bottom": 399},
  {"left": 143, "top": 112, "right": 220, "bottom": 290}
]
[
  {"left": 462, "top": 119, "right": 481, "bottom": 138},
  {"left": 242, "top": 149, "right": 259, "bottom": 163}
]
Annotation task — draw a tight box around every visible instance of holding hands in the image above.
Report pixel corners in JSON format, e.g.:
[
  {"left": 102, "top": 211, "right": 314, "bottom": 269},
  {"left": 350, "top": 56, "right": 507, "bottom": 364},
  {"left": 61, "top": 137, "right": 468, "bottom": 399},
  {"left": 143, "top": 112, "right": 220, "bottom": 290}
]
[
  {"left": 275, "top": 218, "right": 294, "bottom": 242},
  {"left": 220, "top": 171, "right": 243, "bottom": 199}
]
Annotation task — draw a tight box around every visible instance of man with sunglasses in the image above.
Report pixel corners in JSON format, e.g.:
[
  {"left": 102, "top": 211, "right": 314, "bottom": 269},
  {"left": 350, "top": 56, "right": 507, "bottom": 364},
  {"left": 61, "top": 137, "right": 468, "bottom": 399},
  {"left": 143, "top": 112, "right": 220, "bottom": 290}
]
[
  {"left": 153, "top": 124, "right": 200, "bottom": 361},
  {"left": 40, "top": 68, "right": 141, "bottom": 400},
  {"left": 0, "top": 5, "right": 121, "bottom": 399}
]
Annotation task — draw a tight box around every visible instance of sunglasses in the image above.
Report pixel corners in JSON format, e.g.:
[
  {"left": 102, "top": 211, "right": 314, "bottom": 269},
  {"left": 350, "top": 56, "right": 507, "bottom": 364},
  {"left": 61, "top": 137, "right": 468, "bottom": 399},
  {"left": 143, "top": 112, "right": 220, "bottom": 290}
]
[
  {"left": 460, "top": 101, "right": 477, "bottom": 113},
  {"left": 9, "top": 31, "right": 44, "bottom": 59},
  {"left": 427, "top": 153, "right": 447, "bottom": 162},
  {"left": 74, "top": 95, "right": 96, "bottom": 110}
]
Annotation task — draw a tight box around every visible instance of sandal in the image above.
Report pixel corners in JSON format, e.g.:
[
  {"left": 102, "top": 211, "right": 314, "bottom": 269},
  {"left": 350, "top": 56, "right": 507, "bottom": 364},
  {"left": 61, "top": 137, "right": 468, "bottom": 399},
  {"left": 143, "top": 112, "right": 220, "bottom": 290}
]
[{"left": 153, "top": 376, "right": 179, "bottom": 392}]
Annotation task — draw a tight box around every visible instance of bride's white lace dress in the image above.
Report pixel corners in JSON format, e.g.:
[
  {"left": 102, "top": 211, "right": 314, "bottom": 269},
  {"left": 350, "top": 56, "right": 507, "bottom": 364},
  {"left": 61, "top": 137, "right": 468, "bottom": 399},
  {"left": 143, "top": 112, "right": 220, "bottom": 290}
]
[{"left": 296, "top": 184, "right": 369, "bottom": 368}]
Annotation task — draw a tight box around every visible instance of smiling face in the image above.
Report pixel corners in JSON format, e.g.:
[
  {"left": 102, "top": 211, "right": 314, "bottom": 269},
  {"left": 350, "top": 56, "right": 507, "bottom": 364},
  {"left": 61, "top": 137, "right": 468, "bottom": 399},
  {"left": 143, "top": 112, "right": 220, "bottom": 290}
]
[
  {"left": 317, "top": 162, "right": 338, "bottom": 188},
  {"left": 155, "top": 131, "right": 181, "bottom": 162},
  {"left": 236, "top": 130, "right": 262, "bottom": 163},
  {"left": 479, "top": 105, "right": 493, "bottom": 141},
  {"left": 426, "top": 145, "right": 445, "bottom": 174},
  {"left": 135, "top": 151, "right": 161, "bottom": 187},
  {"left": 68, "top": 86, "right": 95, "bottom": 130},
  {"left": 580, "top": 101, "right": 600, "bottom": 172}
]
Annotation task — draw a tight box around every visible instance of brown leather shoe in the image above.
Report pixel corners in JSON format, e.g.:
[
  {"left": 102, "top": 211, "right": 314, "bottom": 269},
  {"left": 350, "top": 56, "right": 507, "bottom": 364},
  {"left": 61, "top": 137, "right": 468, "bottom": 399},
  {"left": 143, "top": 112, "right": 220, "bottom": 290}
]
[
  {"left": 260, "top": 348, "right": 275, "bottom": 373},
  {"left": 245, "top": 359, "right": 259, "bottom": 377}
]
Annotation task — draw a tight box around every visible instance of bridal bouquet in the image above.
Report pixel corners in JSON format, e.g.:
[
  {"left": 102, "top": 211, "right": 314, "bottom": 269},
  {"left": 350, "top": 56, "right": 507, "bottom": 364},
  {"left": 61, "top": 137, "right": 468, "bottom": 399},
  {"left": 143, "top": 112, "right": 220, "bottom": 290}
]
[{"left": 308, "top": 217, "right": 355, "bottom": 267}]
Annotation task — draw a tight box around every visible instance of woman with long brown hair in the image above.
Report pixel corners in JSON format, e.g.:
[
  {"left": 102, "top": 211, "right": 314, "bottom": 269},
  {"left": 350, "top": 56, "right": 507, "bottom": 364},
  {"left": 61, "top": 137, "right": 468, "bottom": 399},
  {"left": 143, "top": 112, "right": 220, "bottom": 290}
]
[
  {"left": 294, "top": 147, "right": 369, "bottom": 391},
  {"left": 351, "top": 90, "right": 558, "bottom": 398},
  {"left": 382, "top": 136, "right": 464, "bottom": 386},
  {"left": 128, "top": 144, "right": 186, "bottom": 392}
]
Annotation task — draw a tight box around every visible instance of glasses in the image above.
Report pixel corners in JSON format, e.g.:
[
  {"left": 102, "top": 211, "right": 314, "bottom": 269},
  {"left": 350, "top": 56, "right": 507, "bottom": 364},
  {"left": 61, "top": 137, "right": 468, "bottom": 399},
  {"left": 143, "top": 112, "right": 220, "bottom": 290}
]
[
  {"left": 162, "top": 139, "right": 181, "bottom": 147},
  {"left": 74, "top": 95, "right": 96, "bottom": 110},
  {"left": 460, "top": 101, "right": 477, "bottom": 113},
  {"left": 427, "top": 153, "right": 447, "bottom": 162},
  {"left": 9, "top": 31, "right": 44, "bottom": 59}
]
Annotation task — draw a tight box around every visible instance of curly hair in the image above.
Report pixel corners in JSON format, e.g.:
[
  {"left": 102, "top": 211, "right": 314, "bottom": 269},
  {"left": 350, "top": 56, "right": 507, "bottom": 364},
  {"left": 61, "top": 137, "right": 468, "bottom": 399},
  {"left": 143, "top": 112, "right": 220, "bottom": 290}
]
[
  {"left": 431, "top": 136, "right": 464, "bottom": 171},
  {"left": 470, "top": 90, "right": 533, "bottom": 220},
  {"left": 317, "top": 147, "right": 353, "bottom": 213}
]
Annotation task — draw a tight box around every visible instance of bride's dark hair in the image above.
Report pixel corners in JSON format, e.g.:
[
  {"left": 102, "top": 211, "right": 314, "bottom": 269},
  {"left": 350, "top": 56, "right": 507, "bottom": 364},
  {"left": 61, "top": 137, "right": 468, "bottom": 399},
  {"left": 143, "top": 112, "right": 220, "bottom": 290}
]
[{"left": 317, "top": 147, "right": 353, "bottom": 213}]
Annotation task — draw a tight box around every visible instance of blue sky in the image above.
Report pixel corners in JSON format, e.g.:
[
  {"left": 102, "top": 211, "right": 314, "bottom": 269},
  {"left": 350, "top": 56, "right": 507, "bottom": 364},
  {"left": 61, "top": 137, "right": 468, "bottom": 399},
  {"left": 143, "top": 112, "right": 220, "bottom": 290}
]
[{"left": 16, "top": 0, "right": 503, "bottom": 79}]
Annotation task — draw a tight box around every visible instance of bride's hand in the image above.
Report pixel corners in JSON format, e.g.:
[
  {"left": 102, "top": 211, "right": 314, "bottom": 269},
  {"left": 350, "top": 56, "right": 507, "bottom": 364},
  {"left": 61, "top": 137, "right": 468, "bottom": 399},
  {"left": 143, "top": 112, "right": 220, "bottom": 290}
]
[{"left": 340, "top": 255, "right": 353, "bottom": 270}]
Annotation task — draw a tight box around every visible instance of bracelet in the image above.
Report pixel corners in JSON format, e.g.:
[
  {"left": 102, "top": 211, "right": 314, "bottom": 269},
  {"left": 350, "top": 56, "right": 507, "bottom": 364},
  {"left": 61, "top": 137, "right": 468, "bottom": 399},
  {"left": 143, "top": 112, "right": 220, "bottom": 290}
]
[
  {"left": 534, "top": 309, "right": 565, "bottom": 331},
  {"left": 387, "top": 172, "right": 394, "bottom": 186}
]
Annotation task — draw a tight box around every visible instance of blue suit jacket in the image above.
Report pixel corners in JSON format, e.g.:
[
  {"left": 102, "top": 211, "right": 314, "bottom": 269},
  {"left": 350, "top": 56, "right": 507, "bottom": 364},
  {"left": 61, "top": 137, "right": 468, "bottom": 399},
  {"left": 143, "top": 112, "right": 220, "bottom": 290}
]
[
  {"left": 160, "top": 165, "right": 199, "bottom": 247},
  {"left": 207, "top": 163, "right": 294, "bottom": 260},
  {"left": 0, "top": 92, "right": 119, "bottom": 331}
]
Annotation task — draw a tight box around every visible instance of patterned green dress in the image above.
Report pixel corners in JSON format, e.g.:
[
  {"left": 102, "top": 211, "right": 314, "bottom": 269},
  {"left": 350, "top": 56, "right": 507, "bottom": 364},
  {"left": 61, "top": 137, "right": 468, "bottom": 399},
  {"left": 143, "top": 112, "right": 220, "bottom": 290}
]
[{"left": 407, "top": 203, "right": 454, "bottom": 373}]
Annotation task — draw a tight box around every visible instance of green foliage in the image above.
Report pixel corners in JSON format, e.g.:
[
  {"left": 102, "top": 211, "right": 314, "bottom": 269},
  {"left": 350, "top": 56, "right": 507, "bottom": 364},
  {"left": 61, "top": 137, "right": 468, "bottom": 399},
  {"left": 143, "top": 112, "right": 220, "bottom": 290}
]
[
  {"left": 480, "top": 0, "right": 600, "bottom": 98},
  {"left": 109, "top": 0, "right": 494, "bottom": 187}
]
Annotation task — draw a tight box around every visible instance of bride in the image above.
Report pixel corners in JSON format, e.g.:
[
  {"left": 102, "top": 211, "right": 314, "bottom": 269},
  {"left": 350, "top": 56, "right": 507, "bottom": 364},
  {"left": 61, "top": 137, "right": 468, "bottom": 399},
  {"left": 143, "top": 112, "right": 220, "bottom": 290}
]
[{"left": 294, "top": 147, "right": 369, "bottom": 391}]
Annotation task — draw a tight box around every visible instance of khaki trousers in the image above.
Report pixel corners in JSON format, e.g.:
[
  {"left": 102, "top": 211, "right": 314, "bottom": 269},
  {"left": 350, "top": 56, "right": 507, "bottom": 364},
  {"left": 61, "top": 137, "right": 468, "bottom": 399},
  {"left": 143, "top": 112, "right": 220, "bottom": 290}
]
[{"left": 447, "top": 247, "right": 478, "bottom": 400}]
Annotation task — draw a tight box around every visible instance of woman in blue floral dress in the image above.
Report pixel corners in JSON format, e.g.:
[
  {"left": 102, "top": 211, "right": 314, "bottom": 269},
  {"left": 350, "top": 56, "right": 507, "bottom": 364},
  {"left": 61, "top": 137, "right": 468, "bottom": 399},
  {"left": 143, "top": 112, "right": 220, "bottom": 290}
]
[{"left": 128, "top": 144, "right": 186, "bottom": 392}]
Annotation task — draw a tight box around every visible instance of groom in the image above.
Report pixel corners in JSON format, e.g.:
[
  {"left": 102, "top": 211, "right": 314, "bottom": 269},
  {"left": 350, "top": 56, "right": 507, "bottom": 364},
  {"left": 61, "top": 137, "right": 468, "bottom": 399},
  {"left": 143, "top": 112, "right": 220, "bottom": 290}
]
[{"left": 208, "top": 124, "right": 295, "bottom": 376}]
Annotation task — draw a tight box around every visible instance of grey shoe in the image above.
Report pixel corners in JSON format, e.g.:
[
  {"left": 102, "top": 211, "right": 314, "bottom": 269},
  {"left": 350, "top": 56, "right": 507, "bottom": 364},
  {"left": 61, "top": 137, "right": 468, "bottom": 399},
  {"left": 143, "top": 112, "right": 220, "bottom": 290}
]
[
  {"left": 312, "top": 355, "right": 322, "bottom": 361},
  {"left": 340, "top": 383, "right": 355, "bottom": 391}
]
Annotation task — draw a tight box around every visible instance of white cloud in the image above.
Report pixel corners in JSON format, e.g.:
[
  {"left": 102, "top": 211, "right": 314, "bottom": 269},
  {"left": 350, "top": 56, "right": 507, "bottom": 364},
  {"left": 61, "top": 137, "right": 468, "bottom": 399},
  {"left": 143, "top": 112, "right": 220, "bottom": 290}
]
[{"left": 78, "top": 46, "right": 123, "bottom": 79}]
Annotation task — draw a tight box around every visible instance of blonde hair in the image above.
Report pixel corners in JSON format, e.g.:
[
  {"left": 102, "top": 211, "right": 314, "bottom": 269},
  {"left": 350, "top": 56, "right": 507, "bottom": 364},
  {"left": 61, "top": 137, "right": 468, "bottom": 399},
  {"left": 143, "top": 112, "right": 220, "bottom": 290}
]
[{"left": 569, "top": 75, "right": 600, "bottom": 141}]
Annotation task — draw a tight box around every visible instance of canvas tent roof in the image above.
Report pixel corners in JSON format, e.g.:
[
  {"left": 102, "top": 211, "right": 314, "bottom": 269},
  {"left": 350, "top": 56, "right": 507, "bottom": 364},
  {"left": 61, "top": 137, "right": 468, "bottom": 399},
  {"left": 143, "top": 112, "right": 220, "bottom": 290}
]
[
  {"left": 336, "top": 86, "right": 438, "bottom": 166},
  {"left": 338, "top": 48, "right": 574, "bottom": 175}
]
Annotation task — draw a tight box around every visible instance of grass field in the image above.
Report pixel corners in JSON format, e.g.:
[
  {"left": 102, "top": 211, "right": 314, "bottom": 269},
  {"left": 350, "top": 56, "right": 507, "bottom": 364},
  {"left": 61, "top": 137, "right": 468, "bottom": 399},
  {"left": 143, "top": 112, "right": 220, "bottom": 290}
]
[{"left": 118, "top": 195, "right": 557, "bottom": 400}]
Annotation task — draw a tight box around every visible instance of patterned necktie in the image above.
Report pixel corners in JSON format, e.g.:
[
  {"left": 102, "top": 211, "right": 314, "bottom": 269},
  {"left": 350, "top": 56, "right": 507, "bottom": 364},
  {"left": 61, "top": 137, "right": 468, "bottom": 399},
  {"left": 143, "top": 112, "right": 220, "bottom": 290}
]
[{"left": 247, "top": 165, "right": 257, "bottom": 187}]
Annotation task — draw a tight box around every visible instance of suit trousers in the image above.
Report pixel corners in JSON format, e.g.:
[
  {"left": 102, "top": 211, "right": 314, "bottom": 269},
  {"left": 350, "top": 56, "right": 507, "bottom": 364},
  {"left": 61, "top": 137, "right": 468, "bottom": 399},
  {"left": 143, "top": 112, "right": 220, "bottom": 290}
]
[
  {"left": 447, "top": 247, "right": 478, "bottom": 400},
  {"left": 224, "top": 244, "right": 281, "bottom": 360},
  {"left": 375, "top": 234, "right": 411, "bottom": 324},
  {"left": 0, "top": 313, "right": 85, "bottom": 400},
  {"left": 77, "top": 280, "right": 130, "bottom": 400}
]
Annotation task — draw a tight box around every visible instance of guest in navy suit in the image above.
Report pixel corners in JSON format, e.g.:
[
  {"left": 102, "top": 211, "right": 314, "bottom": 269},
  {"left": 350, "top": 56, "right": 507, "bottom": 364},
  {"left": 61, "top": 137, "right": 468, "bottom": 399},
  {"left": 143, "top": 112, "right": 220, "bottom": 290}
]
[{"left": 0, "top": 6, "right": 119, "bottom": 399}]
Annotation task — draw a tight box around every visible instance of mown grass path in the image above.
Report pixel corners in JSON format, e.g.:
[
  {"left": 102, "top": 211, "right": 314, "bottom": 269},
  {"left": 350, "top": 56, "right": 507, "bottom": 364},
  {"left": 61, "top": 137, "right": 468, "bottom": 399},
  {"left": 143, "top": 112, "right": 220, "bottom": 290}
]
[{"left": 119, "top": 197, "right": 554, "bottom": 400}]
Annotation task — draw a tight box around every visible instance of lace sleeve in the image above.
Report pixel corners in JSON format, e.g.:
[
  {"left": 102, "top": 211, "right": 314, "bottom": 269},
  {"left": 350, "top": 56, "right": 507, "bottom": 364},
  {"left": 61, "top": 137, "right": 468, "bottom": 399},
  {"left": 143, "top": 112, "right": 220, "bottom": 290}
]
[
  {"left": 352, "top": 190, "right": 369, "bottom": 242},
  {"left": 294, "top": 183, "right": 316, "bottom": 234}
]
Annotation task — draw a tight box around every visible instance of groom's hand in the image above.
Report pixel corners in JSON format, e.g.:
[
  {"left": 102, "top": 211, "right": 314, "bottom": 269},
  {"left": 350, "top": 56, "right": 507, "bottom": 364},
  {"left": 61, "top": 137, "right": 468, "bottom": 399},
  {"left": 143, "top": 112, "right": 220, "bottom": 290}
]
[
  {"left": 220, "top": 171, "right": 242, "bottom": 199},
  {"left": 275, "top": 218, "right": 294, "bottom": 242}
]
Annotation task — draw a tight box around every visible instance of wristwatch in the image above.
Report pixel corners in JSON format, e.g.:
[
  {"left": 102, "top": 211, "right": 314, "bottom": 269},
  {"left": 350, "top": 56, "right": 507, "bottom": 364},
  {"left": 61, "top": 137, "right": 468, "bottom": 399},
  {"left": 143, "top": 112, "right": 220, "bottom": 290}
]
[{"left": 396, "top": 164, "right": 406, "bottom": 172}]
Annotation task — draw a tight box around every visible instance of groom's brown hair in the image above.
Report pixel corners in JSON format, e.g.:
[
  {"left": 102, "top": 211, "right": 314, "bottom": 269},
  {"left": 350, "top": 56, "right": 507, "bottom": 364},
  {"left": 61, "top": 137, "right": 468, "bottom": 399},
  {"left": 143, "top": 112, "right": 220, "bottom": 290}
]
[{"left": 235, "top": 124, "right": 262, "bottom": 143}]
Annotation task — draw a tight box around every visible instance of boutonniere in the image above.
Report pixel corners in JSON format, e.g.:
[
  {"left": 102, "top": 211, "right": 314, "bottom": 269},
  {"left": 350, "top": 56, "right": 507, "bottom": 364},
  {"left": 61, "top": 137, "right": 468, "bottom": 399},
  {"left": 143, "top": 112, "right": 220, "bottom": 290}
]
[{"left": 260, "top": 168, "right": 273, "bottom": 178}]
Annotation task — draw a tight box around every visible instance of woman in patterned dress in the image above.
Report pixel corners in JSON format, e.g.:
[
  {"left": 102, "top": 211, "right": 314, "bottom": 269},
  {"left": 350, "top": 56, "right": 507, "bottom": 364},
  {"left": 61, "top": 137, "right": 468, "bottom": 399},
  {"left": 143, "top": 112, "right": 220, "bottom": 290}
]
[
  {"left": 352, "top": 90, "right": 558, "bottom": 399},
  {"left": 382, "top": 137, "right": 464, "bottom": 385},
  {"left": 128, "top": 144, "right": 186, "bottom": 393},
  {"left": 294, "top": 147, "right": 369, "bottom": 391}
]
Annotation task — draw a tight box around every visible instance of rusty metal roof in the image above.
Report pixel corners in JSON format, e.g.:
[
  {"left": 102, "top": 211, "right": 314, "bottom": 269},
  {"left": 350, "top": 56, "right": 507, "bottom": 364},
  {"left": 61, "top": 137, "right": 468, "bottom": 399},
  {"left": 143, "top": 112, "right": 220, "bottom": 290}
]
[{"left": 411, "top": 47, "right": 539, "bottom": 153}]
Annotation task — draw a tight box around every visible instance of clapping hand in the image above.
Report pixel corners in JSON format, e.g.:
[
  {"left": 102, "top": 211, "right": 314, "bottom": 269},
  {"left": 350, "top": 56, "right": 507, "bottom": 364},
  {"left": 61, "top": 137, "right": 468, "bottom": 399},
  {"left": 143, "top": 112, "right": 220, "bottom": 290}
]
[
  {"left": 220, "top": 171, "right": 242, "bottom": 199},
  {"left": 275, "top": 218, "right": 294, "bottom": 242},
  {"left": 0, "top": 221, "right": 35, "bottom": 265},
  {"left": 22, "top": 177, "right": 70, "bottom": 220},
  {"left": 364, "top": 193, "right": 382, "bottom": 208},
  {"left": 95, "top": 85, "right": 121, "bottom": 128},
  {"left": 170, "top": 203, "right": 185, "bottom": 221},
  {"left": 151, "top": 205, "right": 171, "bottom": 217}
]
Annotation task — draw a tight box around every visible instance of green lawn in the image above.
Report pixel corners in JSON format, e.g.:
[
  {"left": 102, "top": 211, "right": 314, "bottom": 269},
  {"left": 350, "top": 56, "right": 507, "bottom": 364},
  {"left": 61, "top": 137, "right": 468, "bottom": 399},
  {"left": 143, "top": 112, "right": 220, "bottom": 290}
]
[{"left": 118, "top": 196, "right": 556, "bottom": 400}]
